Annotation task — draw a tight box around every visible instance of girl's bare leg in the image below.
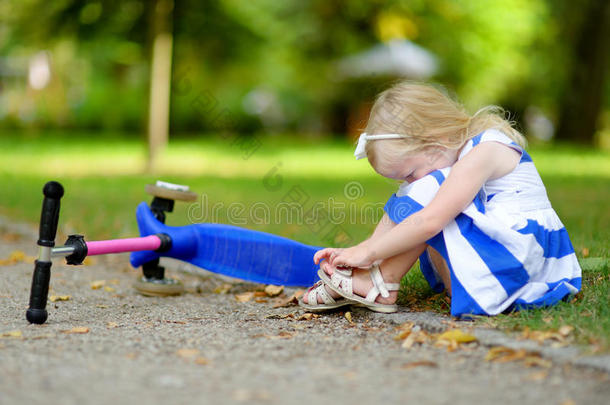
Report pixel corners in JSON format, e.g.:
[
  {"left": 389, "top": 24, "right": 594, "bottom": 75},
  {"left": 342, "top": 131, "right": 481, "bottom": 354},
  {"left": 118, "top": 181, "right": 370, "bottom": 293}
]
[
  {"left": 304, "top": 213, "right": 452, "bottom": 305},
  {"left": 303, "top": 242, "right": 428, "bottom": 305},
  {"left": 427, "top": 246, "right": 452, "bottom": 296}
]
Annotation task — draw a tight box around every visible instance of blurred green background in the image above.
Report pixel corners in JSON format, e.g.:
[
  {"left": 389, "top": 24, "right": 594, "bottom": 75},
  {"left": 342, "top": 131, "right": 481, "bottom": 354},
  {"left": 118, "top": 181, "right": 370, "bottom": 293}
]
[{"left": 1, "top": 0, "right": 609, "bottom": 145}]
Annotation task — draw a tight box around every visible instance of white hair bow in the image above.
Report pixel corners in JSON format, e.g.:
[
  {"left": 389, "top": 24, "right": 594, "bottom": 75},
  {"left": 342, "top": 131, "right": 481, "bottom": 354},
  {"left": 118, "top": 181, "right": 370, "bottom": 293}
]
[{"left": 354, "top": 133, "right": 408, "bottom": 160}]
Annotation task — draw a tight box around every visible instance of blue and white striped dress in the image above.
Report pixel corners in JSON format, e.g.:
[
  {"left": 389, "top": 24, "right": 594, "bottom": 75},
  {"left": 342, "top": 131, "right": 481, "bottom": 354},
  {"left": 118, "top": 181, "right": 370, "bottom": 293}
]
[{"left": 384, "top": 129, "right": 582, "bottom": 317}]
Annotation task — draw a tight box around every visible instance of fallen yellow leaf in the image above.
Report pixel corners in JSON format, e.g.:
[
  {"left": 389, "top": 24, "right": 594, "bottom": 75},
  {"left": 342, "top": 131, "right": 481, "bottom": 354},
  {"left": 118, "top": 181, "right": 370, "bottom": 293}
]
[
  {"left": 264, "top": 285, "right": 284, "bottom": 297},
  {"left": 194, "top": 356, "right": 209, "bottom": 365},
  {"left": 265, "top": 331, "right": 294, "bottom": 340},
  {"left": 90, "top": 280, "right": 106, "bottom": 289},
  {"left": 272, "top": 290, "right": 304, "bottom": 308},
  {"left": 485, "top": 346, "right": 515, "bottom": 361},
  {"left": 394, "top": 322, "right": 415, "bottom": 340},
  {"left": 213, "top": 284, "right": 232, "bottom": 294},
  {"left": 49, "top": 295, "right": 71, "bottom": 302},
  {"left": 526, "top": 370, "right": 549, "bottom": 381},
  {"left": 103, "top": 286, "right": 116, "bottom": 293},
  {"left": 558, "top": 325, "right": 574, "bottom": 337},
  {"left": 402, "top": 330, "right": 429, "bottom": 349},
  {"left": 0, "top": 250, "right": 36, "bottom": 265},
  {"left": 62, "top": 327, "right": 89, "bottom": 334},
  {"left": 401, "top": 360, "right": 438, "bottom": 370},
  {"left": 9, "top": 250, "right": 25, "bottom": 262},
  {"left": 176, "top": 348, "right": 200, "bottom": 358},
  {"left": 523, "top": 355, "right": 552, "bottom": 368},
  {"left": 437, "top": 329, "right": 477, "bottom": 344},
  {"left": 345, "top": 312, "right": 353, "bottom": 324},
  {"left": 296, "top": 313, "right": 319, "bottom": 321},
  {"left": 235, "top": 292, "right": 255, "bottom": 302},
  {"left": 1, "top": 330, "right": 22, "bottom": 338}
]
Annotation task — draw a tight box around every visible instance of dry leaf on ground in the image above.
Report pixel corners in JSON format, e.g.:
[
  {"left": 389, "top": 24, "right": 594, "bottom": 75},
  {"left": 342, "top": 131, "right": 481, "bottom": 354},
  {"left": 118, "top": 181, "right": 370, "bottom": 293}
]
[
  {"left": 213, "top": 284, "right": 232, "bottom": 294},
  {"left": 485, "top": 346, "right": 550, "bottom": 367},
  {"left": 345, "top": 312, "right": 353, "bottom": 324},
  {"left": 264, "top": 285, "right": 284, "bottom": 297},
  {"left": 61, "top": 327, "right": 90, "bottom": 334},
  {"left": 523, "top": 355, "right": 552, "bottom": 368},
  {"left": 49, "top": 295, "right": 71, "bottom": 302},
  {"left": 0, "top": 250, "right": 36, "bottom": 265},
  {"left": 90, "top": 280, "right": 106, "bottom": 289},
  {"left": 526, "top": 370, "right": 549, "bottom": 381},
  {"left": 520, "top": 326, "right": 568, "bottom": 344},
  {"left": 0, "top": 232, "right": 21, "bottom": 242},
  {"left": 394, "top": 322, "right": 415, "bottom": 340},
  {"left": 402, "top": 331, "right": 430, "bottom": 349},
  {"left": 235, "top": 292, "right": 255, "bottom": 302},
  {"left": 1, "top": 330, "right": 23, "bottom": 339},
  {"left": 264, "top": 331, "right": 294, "bottom": 340},
  {"left": 176, "top": 348, "right": 200, "bottom": 358},
  {"left": 558, "top": 325, "right": 574, "bottom": 337},
  {"left": 437, "top": 329, "right": 477, "bottom": 344},
  {"left": 296, "top": 313, "right": 319, "bottom": 321},
  {"left": 272, "top": 290, "right": 304, "bottom": 308},
  {"left": 401, "top": 360, "right": 438, "bottom": 370}
]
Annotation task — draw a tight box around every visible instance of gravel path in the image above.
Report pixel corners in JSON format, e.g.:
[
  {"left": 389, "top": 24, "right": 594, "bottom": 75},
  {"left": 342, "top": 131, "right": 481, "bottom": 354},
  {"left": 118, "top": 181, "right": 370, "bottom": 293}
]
[{"left": 0, "top": 221, "right": 608, "bottom": 405}]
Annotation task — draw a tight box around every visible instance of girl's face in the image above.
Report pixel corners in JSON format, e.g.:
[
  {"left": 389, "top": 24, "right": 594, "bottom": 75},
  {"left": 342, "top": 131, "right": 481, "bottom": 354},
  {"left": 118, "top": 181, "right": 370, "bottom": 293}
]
[{"left": 376, "top": 146, "right": 458, "bottom": 183}]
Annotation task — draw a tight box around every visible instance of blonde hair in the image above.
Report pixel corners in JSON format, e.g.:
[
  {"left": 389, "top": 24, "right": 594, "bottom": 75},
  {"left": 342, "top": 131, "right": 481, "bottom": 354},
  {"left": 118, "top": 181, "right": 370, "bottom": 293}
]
[{"left": 364, "top": 82, "right": 526, "bottom": 171}]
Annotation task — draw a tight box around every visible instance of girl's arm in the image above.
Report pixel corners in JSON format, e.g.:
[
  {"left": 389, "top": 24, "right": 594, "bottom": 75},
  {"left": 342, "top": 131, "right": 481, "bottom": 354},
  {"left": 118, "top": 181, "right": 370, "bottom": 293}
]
[{"left": 329, "top": 142, "right": 521, "bottom": 268}]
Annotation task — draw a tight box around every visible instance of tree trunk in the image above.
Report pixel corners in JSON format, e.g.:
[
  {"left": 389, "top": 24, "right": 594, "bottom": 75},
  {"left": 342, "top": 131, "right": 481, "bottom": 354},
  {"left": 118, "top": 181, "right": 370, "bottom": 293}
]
[
  {"left": 555, "top": 0, "right": 610, "bottom": 144},
  {"left": 146, "top": 0, "right": 174, "bottom": 172}
]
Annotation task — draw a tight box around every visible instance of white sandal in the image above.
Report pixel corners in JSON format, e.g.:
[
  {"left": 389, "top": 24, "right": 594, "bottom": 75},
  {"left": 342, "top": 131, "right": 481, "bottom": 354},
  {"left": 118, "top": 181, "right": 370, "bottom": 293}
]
[
  {"left": 318, "top": 264, "right": 400, "bottom": 313},
  {"left": 297, "top": 280, "right": 354, "bottom": 312}
]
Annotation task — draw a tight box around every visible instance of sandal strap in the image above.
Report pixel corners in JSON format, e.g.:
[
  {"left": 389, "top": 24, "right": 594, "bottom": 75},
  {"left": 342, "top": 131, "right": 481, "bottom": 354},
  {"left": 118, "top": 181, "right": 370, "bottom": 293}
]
[
  {"left": 310, "top": 281, "right": 335, "bottom": 305},
  {"left": 364, "top": 264, "right": 400, "bottom": 302},
  {"left": 330, "top": 268, "right": 352, "bottom": 296},
  {"left": 315, "top": 282, "right": 335, "bottom": 305}
]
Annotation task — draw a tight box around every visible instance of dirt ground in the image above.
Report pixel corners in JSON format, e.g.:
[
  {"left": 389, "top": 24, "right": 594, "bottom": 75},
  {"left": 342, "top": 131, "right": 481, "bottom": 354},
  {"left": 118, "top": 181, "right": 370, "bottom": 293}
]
[{"left": 0, "top": 221, "right": 608, "bottom": 405}]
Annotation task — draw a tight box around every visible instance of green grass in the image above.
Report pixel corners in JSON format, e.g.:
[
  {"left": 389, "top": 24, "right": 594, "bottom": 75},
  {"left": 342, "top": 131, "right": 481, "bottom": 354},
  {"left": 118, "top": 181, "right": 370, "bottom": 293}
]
[{"left": 1, "top": 132, "right": 609, "bottom": 349}]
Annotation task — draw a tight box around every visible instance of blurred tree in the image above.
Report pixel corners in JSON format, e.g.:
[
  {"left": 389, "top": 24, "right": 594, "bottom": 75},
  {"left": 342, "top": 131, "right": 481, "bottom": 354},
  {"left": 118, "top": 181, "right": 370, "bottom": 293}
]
[
  {"left": 147, "top": 0, "right": 174, "bottom": 171},
  {"left": 555, "top": 0, "right": 609, "bottom": 144},
  {"left": 1, "top": 0, "right": 608, "bottom": 147}
]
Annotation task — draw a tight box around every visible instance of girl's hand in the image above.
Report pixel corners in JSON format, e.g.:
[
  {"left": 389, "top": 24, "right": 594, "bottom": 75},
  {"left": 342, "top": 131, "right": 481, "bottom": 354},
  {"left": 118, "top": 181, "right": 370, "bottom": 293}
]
[
  {"left": 329, "top": 246, "right": 374, "bottom": 269},
  {"left": 313, "top": 248, "right": 342, "bottom": 265}
]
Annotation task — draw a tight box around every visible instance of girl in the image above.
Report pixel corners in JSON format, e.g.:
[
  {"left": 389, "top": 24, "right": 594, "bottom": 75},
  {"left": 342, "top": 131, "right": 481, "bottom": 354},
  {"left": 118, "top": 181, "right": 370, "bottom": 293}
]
[{"left": 299, "top": 82, "right": 582, "bottom": 317}]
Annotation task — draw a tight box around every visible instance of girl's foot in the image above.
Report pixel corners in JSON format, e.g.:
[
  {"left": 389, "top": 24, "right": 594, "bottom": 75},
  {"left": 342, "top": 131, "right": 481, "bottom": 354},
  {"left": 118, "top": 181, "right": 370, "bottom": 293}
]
[{"left": 301, "top": 261, "right": 399, "bottom": 306}]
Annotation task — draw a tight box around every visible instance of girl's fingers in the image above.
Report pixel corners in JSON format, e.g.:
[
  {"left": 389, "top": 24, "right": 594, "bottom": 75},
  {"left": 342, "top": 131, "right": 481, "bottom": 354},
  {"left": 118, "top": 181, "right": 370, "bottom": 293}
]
[{"left": 314, "top": 248, "right": 333, "bottom": 264}]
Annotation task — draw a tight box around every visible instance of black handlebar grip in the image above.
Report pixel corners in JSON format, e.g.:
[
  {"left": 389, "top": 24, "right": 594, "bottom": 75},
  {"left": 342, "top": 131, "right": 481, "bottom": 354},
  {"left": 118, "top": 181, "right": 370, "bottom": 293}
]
[
  {"left": 26, "top": 260, "right": 52, "bottom": 324},
  {"left": 26, "top": 181, "right": 64, "bottom": 324},
  {"left": 38, "top": 181, "right": 64, "bottom": 247}
]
